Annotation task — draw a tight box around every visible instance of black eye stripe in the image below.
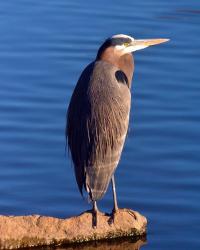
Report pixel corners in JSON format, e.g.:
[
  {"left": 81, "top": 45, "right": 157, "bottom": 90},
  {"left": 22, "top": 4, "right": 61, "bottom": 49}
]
[
  {"left": 111, "top": 37, "right": 132, "bottom": 46},
  {"left": 96, "top": 36, "right": 132, "bottom": 59}
]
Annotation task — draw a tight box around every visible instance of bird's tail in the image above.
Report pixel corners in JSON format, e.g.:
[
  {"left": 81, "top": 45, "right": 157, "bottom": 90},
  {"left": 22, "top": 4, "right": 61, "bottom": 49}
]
[{"left": 85, "top": 164, "right": 114, "bottom": 201}]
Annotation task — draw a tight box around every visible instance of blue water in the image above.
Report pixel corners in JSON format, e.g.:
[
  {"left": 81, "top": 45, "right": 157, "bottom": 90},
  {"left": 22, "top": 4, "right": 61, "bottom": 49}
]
[{"left": 0, "top": 0, "right": 200, "bottom": 249}]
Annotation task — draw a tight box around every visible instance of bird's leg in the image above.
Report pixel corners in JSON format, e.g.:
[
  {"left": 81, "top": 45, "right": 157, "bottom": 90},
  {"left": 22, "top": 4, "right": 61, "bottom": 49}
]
[
  {"left": 110, "top": 175, "right": 119, "bottom": 225},
  {"left": 111, "top": 175, "right": 137, "bottom": 221},
  {"left": 112, "top": 175, "right": 118, "bottom": 213},
  {"left": 108, "top": 175, "right": 119, "bottom": 225},
  {"left": 92, "top": 200, "right": 99, "bottom": 228}
]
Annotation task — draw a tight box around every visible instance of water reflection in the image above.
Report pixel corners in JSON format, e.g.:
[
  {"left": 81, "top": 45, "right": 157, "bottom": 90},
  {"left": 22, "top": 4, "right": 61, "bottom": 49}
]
[
  {"left": 57, "top": 237, "right": 146, "bottom": 250},
  {"left": 0, "top": 0, "right": 200, "bottom": 249}
]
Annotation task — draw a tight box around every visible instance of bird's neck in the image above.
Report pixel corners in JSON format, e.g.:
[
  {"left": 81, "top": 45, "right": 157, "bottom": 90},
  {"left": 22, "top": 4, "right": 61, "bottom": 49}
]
[
  {"left": 99, "top": 48, "right": 134, "bottom": 88},
  {"left": 118, "top": 54, "right": 134, "bottom": 88}
]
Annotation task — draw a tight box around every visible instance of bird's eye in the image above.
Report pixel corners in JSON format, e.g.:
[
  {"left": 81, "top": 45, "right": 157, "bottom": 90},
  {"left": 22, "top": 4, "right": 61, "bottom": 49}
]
[{"left": 123, "top": 42, "right": 129, "bottom": 47}]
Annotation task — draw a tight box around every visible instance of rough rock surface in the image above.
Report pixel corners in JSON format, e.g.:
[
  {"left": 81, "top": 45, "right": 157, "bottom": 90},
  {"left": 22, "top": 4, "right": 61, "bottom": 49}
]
[{"left": 0, "top": 209, "right": 147, "bottom": 249}]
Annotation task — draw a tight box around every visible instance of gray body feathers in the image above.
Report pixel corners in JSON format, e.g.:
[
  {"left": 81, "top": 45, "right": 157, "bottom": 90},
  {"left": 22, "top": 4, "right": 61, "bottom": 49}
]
[{"left": 66, "top": 60, "right": 131, "bottom": 201}]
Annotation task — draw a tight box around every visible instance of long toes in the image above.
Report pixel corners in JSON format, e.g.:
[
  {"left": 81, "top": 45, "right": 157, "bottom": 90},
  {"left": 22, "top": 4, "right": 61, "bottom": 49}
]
[
  {"left": 108, "top": 208, "right": 118, "bottom": 225},
  {"left": 112, "top": 208, "right": 118, "bottom": 214},
  {"left": 124, "top": 208, "right": 138, "bottom": 220}
]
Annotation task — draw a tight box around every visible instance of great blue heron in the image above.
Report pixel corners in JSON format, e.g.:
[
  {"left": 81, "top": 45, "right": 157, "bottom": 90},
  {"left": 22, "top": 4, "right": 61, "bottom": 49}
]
[{"left": 66, "top": 34, "right": 169, "bottom": 225}]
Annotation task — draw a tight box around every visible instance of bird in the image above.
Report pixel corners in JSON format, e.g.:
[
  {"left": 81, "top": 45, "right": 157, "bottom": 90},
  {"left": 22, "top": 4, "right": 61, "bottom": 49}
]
[{"left": 66, "top": 34, "right": 169, "bottom": 226}]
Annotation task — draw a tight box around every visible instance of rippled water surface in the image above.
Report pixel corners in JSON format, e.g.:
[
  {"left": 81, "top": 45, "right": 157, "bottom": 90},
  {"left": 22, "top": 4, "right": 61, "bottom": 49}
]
[{"left": 0, "top": 0, "right": 200, "bottom": 249}]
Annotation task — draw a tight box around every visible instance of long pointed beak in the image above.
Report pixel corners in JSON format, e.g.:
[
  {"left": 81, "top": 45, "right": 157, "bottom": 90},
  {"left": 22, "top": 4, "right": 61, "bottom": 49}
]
[{"left": 128, "top": 38, "right": 170, "bottom": 52}]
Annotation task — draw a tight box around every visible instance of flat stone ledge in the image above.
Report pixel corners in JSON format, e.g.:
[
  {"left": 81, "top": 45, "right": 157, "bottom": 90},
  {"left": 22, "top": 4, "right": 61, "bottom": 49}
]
[{"left": 0, "top": 209, "right": 147, "bottom": 249}]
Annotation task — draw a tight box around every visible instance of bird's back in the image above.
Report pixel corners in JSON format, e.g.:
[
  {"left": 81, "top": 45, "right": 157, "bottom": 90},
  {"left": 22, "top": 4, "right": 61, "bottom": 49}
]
[{"left": 66, "top": 60, "right": 131, "bottom": 201}]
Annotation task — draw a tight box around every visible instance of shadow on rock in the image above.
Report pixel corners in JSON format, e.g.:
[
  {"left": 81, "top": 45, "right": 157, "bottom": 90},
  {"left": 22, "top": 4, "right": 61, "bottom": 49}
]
[{"left": 56, "top": 237, "right": 147, "bottom": 250}]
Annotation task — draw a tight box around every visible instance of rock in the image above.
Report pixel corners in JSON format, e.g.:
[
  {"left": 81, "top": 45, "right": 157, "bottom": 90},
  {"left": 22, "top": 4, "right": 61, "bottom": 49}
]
[{"left": 0, "top": 209, "right": 147, "bottom": 249}]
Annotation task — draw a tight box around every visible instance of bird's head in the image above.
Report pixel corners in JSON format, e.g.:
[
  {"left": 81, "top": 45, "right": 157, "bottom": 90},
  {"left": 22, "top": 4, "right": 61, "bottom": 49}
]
[{"left": 96, "top": 34, "right": 169, "bottom": 60}]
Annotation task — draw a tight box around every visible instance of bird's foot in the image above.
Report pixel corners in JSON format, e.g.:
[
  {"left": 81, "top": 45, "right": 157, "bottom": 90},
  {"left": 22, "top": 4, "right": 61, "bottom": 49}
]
[
  {"left": 108, "top": 207, "right": 119, "bottom": 225},
  {"left": 108, "top": 208, "right": 138, "bottom": 225},
  {"left": 121, "top": 208, "right": 138, "bottom": 220}
]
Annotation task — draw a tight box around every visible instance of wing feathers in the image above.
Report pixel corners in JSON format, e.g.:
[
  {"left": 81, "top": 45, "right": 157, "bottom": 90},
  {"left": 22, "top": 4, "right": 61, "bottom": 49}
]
[{"left": 66, "top": 61, "right": 131, "bottom": 200}]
